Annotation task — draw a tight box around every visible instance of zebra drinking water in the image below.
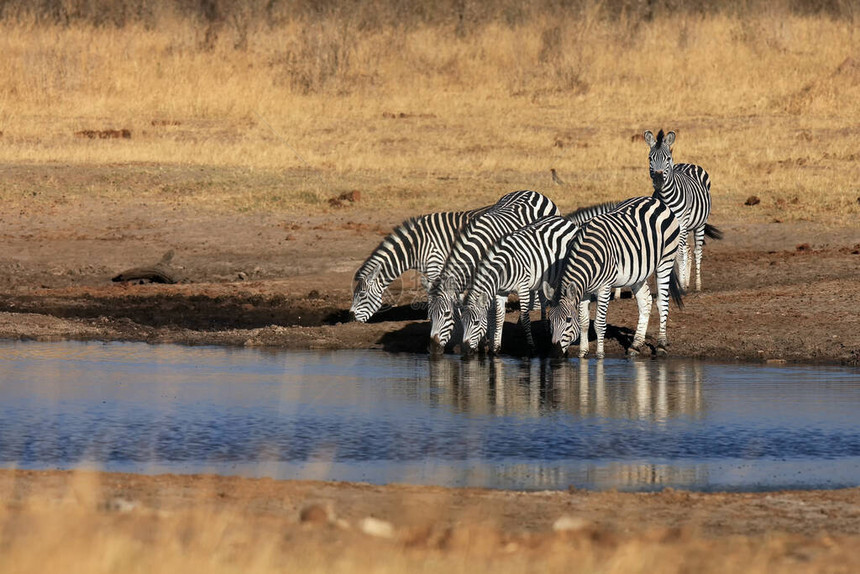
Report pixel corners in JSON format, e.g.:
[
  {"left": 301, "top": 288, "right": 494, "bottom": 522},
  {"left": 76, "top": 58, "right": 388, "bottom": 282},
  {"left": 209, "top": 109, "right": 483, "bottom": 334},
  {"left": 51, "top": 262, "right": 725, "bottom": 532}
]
[
  {"left": 644, "top": 129, "right": 722, "bottom": 292},
  {"left": 428, "top": 190, "right": 559, "bottom": 355},
  {"left": 460, "top": 215, "right": 581, "bottom": 355},
  {"left": 544, "top": 196, "right": 684, "bottom": 359},
  {"left": 350, "top": 207, "right": 490, "bottom": 323},
  {"left": 460, "top": 201, "right": 623, "bottom": 356}
]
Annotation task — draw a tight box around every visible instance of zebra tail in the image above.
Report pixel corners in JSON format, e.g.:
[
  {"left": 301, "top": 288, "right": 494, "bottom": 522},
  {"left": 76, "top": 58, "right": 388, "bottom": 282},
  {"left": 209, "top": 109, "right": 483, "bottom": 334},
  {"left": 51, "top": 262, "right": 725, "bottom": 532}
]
[
  {"left": 669, "top": 266, "right": 685, "bottom": 310},
  {"left": 704, "top": 224, "right": 723, "bottom": 240}
]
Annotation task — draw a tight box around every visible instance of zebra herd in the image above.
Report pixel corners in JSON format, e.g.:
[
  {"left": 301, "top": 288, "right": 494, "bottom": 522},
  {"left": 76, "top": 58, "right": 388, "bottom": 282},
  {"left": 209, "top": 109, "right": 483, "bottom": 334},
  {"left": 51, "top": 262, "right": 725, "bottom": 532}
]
[{"left": 349, "top": 130, "right": 721, "bottom": 358}]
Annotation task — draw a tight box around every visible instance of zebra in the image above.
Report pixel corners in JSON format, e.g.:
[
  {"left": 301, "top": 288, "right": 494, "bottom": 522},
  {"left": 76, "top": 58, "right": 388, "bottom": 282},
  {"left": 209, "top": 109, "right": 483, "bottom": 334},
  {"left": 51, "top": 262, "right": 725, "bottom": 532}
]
[
  {"left": 460, "top": 201, "right": 624, "bottom": 356},
  {"left": 428, "top": 190, "right": 560, "bottom": 355},
  {"left": 460, "top": 215, "right": 580, "bottom": 356},
  {"left": 349, "top": 207, "right": 490, "bottom": 323},
  {"left": 543, "top": 196, "right": 684, "bottom": 359},
  {"left": 644, "top": 129, "right": 723, "bottom": 292}
]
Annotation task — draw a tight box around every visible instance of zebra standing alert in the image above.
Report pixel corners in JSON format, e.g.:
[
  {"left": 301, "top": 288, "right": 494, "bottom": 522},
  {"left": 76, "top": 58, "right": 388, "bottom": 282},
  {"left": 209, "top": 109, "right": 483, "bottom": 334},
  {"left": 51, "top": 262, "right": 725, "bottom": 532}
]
[
  {"left": 428, "top": 190, "right": 559, "bottom": 355},
  {"left": 544, "top": 196, "right": 684, "bottom": 359},
  {"left": 350, "top": 207, "right": 490, "bottom": 323},
  {"left": 644, "top": 129, "right": 722, "bottom": 292}
]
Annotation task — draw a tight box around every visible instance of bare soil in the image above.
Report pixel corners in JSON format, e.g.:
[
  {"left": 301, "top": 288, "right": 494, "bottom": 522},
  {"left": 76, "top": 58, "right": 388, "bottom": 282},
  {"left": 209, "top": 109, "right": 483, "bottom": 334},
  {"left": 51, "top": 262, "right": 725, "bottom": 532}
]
[{"left": 0, "top": 168, "right": 857, "bottom": 364}]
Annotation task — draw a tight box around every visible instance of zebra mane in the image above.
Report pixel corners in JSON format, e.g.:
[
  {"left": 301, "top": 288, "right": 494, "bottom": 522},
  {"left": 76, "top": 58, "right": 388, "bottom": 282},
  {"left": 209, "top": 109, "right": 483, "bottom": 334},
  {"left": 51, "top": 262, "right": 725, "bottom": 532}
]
[
  {"left": 564, "top": 201, "right": 620, "bottom": 226},
  {"left": 656, "top": 129, "right": 665, "bottom": 147},
  {"left": 353, "top": 216, "right": 421, "bottom": 281}
]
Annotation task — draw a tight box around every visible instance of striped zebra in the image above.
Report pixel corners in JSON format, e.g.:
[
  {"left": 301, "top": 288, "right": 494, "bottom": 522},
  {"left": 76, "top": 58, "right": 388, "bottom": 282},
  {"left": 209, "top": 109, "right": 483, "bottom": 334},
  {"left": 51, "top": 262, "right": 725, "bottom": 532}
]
[
  {"left": 428, "top": 190, "right": 559, "bottom": 354},
  {"left": 460, "top": 201, "right": 623, "bottom": 355},
  {"left": 644, "top": 129, "right": 722, "bottom": 292},
  {"left": 349, "top": 207, "right": 490, "bottom": 323},
  {"left": 460, "top": 215, "right": 580, "bottom": 355},
  {"left": 543, "top": 196, "right": 684, "bottom": 359}
]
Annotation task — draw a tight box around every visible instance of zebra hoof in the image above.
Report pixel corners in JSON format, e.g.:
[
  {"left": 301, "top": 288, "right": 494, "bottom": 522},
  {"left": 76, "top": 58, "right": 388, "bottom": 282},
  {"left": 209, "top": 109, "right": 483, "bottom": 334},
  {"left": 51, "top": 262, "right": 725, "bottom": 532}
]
[
  {"left": 628, "top": 346, "right": 641, "bottom": 357},
  {"left": 656, "top": 346, "right": 669, "bottom": 357},
  {"left": 596, "top": 352, "right": 605, "bottom": 360},
  {"left": 578, "top": 351, "right": 589, "bottom": 359}
]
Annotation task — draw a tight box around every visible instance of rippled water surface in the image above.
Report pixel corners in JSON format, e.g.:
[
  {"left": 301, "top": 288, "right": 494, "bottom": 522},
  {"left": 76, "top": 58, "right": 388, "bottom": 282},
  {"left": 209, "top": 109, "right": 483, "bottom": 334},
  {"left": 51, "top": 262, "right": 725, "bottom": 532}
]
[{"left": 1, "top": 341, "right": 858, "bottom": 491}]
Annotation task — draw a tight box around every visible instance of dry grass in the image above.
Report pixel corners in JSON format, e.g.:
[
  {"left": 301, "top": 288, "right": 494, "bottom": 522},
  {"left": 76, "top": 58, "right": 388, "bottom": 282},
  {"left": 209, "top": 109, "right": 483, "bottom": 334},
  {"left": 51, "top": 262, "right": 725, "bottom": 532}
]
[
  {"left": 2, "top": 469, "right": 859, "bottom": 574},
  {"left": 0, "top": 10, "right": 858, "bottom": 223}
]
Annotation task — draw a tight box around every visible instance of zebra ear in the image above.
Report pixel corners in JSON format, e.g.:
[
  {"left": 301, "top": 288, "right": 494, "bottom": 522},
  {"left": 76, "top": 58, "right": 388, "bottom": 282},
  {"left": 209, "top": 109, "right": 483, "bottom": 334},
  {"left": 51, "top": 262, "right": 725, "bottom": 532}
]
[
  {"left": 541, "top": 281, "right": 556, "bottom": 301},
  {"left": 562, "top": 284, "right": 574, "bottom": 300},
  {"left": 643, "top": 130, "right": 656, "bottom": 147},
  {"left": 664, "top": 131, "right": 676, "bottom": 147}
]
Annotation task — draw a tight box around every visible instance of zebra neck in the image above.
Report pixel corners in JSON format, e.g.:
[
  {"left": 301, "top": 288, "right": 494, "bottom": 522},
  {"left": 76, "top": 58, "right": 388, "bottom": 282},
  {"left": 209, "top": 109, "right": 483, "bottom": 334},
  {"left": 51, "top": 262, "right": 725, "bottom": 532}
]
[
  {"left": 564, "top": 243, "right": 611, "bottom": 298},
  {"left": 468, "top": 263, "right": 503, "bottom": 305},
  {"left": 654, "top": 170, "right": 678, "bottom": 197},
  {"left": 368, "top": 227, "right": 423, "bottom": 285}
]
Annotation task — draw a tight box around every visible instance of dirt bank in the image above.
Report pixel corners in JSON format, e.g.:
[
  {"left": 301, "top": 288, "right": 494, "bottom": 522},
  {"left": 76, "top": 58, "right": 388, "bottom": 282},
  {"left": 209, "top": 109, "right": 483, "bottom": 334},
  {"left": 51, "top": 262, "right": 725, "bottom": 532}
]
[{"left": 0, "top": 192, "right": 857, "bottom": 364}]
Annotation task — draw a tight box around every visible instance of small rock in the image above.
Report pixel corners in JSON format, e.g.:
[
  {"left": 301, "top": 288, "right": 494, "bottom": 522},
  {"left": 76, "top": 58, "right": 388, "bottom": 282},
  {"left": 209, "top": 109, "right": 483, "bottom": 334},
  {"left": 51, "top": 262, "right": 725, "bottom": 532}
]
[
  {"left": 744, "top": 196, "right": 760, "bottom": 206},
  {"left": 101, "top": 498, "right": 137, "bottom": 513},
  {"left": 359, "top": 517, "right": 395, "bottom": 539},
  {"left": 237, "top": 271, "right": 248, "bottom": 281},
  {"left": 299, "top": 504, "right": 331, "bottom": 525},
  {"left": 766, "top": 358, "right": 787, "bottom": 365},
  {"left": 552, "top": 515, "right": 590, "bottom": 532},
  {"left": 796, "top": 243, "right": 811, "bottom": 252}
]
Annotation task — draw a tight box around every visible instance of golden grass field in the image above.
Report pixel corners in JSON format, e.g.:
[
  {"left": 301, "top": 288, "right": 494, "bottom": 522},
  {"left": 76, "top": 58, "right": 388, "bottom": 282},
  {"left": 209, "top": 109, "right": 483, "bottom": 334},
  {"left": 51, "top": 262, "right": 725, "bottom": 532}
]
[
  {"left": 1, "top": 3, "right": 859, "bottom": 572},
  {"left": 1, "top": 7, "right": 858, "bottom": 222}
]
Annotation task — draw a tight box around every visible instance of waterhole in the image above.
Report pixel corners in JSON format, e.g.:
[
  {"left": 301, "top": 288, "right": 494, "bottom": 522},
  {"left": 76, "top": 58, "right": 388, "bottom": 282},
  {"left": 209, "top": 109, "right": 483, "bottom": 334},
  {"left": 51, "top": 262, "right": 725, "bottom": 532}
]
[{"left": 1, "top": 341, "right": 858, "bottom": 491}]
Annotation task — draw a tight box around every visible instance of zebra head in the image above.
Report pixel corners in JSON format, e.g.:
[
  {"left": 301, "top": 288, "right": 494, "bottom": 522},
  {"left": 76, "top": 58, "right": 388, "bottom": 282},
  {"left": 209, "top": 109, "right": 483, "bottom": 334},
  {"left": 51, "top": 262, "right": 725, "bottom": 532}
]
[
  {"left": 428, "top": 280, "right": 460, "bottom": 354},
  {"left": 542, "top": 281, "right": 578, "bottom": 356},
  {"left": 349, "top": 265, "right": 384, "bottom": 323},
  {"left": 644, "top": 129, "right": 676, "bottom": 189},
  {"left": 461, "top": 291, "right": 491, "bottom": 355}
]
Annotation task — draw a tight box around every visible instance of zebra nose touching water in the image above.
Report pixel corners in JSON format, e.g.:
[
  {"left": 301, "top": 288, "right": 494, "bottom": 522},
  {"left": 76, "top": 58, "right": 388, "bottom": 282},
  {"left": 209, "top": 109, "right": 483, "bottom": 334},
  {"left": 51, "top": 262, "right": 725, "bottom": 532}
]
[
  {"left": 644, "top": 129, "right": 722, "bottom": 292},
  {"left": 459, "top": 215, "right": 582, "bottom": 356},
  {"left": 427, "top": 190, "right": 560, "bottom": 355},
  {"left": 543, "top": 196, "right": 684, "bottom": 359}
]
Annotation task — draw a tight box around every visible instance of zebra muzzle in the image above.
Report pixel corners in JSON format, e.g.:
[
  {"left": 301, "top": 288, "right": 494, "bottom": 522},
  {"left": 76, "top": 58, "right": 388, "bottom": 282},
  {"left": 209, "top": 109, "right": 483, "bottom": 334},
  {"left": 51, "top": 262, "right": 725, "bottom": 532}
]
[{"left": 429, "top": 336, "right": 445, "bottom": 356}]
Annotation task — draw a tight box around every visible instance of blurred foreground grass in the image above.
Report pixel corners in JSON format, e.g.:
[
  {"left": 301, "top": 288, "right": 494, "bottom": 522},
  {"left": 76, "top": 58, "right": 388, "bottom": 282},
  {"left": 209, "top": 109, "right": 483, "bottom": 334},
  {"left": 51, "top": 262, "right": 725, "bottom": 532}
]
[{"left": 2, "top": 469, "right": 859, "bottom": 574}]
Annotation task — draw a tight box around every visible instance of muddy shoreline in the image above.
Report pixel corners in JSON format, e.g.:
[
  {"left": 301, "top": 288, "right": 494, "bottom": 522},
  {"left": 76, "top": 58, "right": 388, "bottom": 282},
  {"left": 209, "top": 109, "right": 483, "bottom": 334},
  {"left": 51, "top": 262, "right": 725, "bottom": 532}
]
[{"left": 0, "top": 202, "right": 858, "bottom": 364}]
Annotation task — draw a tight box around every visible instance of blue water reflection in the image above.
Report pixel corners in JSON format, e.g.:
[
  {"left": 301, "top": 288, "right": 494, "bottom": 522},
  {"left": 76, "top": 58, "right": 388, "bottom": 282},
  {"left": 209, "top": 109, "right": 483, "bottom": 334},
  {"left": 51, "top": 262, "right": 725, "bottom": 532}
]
[{"left": 0, "top": 341, "right": 858, "bottom": 491}]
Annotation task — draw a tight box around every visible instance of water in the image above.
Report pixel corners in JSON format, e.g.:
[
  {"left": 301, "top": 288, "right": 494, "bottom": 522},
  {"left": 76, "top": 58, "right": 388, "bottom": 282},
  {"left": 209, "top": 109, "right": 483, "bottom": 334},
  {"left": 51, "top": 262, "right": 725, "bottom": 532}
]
[{"left": 0, "top": 341, "right": 858, "bottom": 492}]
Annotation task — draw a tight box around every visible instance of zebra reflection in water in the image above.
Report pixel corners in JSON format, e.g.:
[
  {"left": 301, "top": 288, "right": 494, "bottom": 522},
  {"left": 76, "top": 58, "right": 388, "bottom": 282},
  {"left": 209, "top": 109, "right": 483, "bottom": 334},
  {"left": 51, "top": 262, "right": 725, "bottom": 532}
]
[{"left": 426, "top": 358, "right": 704, "bottom": 422}]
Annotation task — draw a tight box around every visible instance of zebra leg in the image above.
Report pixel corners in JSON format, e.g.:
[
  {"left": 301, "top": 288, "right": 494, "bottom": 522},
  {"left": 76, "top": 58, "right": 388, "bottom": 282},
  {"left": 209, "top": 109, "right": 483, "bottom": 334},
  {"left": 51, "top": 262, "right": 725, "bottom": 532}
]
[
  {"left": 655, "top": 263, "right": 675, "bottom": 356},
  {"left": 577, "top": 298, "right": 591, "bottom": 359},
  {"left": 519, "top": 290, "right": 536, "bottom": 354},
  {"left": 694, "top": 225, "right": 706, "bottom": 292},
  {"left": 677, "top": 227, "right": 691, "bottom": 292},
  {"left": 491, "top": 295, "right": 507, "bottom": 354},
  {"left": 629, "top": 281, "right": 652, "bottom": 356},
  {"left": 593, "top": 287, "right": 612, "bottom": 359}
]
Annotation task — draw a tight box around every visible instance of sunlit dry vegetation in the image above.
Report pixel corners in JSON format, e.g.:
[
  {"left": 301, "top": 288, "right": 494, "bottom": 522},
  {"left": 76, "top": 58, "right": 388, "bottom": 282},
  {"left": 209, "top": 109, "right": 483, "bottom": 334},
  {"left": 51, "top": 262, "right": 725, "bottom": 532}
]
[
  {"left": 2, "top": 469, "right": 859, "bottom": 574},
  {"left": 0, "top": 0, "right": 858, "bottom": 222}
]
